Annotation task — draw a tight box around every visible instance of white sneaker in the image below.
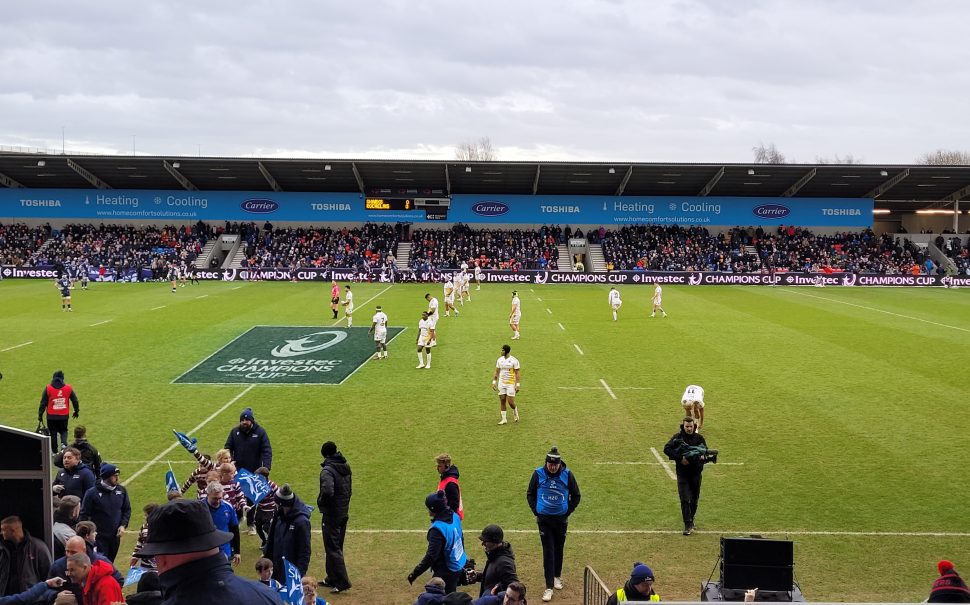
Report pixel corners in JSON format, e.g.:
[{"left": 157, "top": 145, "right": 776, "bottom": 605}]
[
  {"left": 542, "top": 588, "right": 554, "bottom": 602},
  {"left": 416, "top": 364, "right": 425, "bottom": 369},
  {"left": 498, "top": 418, "right": 508, "bottom": 425},
  {"left": 554, "top": 577, "right": 563, "bottom": 590}
]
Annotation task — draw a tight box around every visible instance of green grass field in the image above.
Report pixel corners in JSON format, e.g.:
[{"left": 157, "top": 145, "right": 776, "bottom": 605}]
[{"left": 1, "top": 278, "right": 969, "bottom": 603}]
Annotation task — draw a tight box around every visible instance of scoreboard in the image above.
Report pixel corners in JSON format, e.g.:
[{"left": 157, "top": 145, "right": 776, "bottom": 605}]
[{"left": 363, "top": 197, "right": 449, "bottom": 220}]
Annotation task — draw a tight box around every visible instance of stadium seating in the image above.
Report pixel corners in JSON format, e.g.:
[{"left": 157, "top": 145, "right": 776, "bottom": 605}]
[
  {"left": 409, "top": 225, "right": 560, "bottom": 271},
  {"left": 239, "top": 223, "right": 399, "bottom": 271},
  {"left": 0, "top": 223, "right": 51, "bottom": 266}
]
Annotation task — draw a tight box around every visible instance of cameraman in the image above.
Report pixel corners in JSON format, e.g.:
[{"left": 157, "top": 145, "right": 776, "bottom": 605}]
[
  {"left": 467, "top": 525, "right": 518, "bottom": 599},
  {"left": 663, "top": 417, "right": 716, "bottom": 536}
]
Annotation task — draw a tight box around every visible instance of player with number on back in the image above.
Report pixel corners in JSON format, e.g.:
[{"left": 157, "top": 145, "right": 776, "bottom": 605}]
[
  {"left": 509, "top": 291, "right": 521, "bottom": 340},
  {"left": 369, "top": 306, "right": 389, "bottom": 360},
  {"left": 608, "top": 287, "right": 622, "bottom": 321}
]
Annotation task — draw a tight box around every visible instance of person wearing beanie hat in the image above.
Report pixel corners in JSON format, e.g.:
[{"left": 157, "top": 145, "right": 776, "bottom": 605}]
[
  {"left": 930, "top": 560, "right": 970, "bottom": 603},
  {"left": 317, "top": 441, "right": 353, "bottom": 593},
  {"left": 225, "top": 406, "right": 273, "bottom": 532},
  {"left": 79, "top": 462, "right": 131, "bottom": 563},
  {"left": 606, "top": 562, "right": 660, "bottom": 604},
  {"left": 466, "top": 524, "right": 519, "bottom": 598},
  {"left": 38, "top": 369, "right": 80, "bottom": 453},
  {"left": 409, "top": 491, "right": 467, "bottom": 594},
  {"left": 264, "top": 483, "right": 312, "bottom": 584},
  {"left": 527, "top": 447, "right": 581, "bottom": 602}
]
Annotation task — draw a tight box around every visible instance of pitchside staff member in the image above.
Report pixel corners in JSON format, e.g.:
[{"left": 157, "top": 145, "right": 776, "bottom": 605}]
[
  {"left": 663, "top": 417, "right": 717, "bottom": 536},
  {"left": 527, "top": 446, "right": 581, "bottom": 602},
  {"left": 39, "top": 370, "right": 80, "bottom": 453}
]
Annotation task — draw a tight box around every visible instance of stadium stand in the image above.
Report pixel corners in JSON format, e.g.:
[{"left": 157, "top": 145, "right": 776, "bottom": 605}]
[
  {"left": 238, "top": 223, "right": 399, "bottom": 271},
  {"left": 0, "top": 223, "right": 51, "bottom": 266},
  {"left": 409, "top": 225, "right": 560, "bottom": 272}
]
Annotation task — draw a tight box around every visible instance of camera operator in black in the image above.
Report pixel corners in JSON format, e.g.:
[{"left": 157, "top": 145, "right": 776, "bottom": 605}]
[{"left": 663, "top": 417, "right": 716, "bottom": 535}]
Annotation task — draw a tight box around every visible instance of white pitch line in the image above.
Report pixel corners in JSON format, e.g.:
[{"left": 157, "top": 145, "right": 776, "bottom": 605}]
[
  {"left": 123, "top": 384, "right": 255, "bottom": 487},
  {"left": 151, "top": 305, "right": 167, "bottom": 311},
  {"left": 599, "top": 378, "right": 617, "bottom": 399},
  {"left": 545, "top": 308, "right": 552, "bottom": 314},
  {"left": 573, "top": 344, "right": 584, "bottom": 356},
  {"left": 332, "top": 528, "right": 970, "bottom": 537},
  {"left": 195, "top": 294, "right": 209, "bottom": 299},
  {"left": 89, "top": 320, "right": 112, "bottom": 327},
  {"left": 536, "top": 297, "right": 542, "bottom": 302},
  {"left": 231, "top": 286, "right": 242, "bottom": 290},
  {"left": 781, "top": 288, "right": 970, "bottom": 333},
  {"left": 650, "top": 447, "right": 677, "bottom": 480},
  {"left": 1, "top": 341, "right": 33, "bottom": 352},
  {"left": 557, "top": 323, "right": 565, "bottom": 331}
]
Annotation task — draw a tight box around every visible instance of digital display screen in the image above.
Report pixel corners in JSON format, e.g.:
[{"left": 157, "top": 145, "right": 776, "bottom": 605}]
[{"left": 365, "top": 197, "right": 414, "bottom": 211}]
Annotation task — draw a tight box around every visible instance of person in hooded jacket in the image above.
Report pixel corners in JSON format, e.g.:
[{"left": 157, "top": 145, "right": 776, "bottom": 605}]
[
  {"left": 435, "top": 454, "right": 464, "bottom": 521},
  {"left": 605, "top": 563, "right": 660, "bottom": 604},
  {"left": 38, "top": 370, "right": 80, "bottom": 453},
  {"left": 225, "top": 408, "right": 273, "bottom": 473},
  {"left": 662, "top": 417, "right": 716, "bottom": 536},
  {"left": 467, "top": 525, "right": 518, "bottom": 599},
  {"left": 47, "top": 536, "right": 124, "bottom": 605},
  {"left": 53, "top": 448, "right": 96, "bottom": 500},
  {"left": 264, "top": 484, "right": 312, "bottom": 584},
  {"left": 317, "top": 441, "right": 352, "bottom": 593},
  {"left": 79, "top": 463, "right": 131, "bottom": 563},
  {"left": 408, "top": 491, "right": 467, "bottom": 595},
  {"left": 413, "top": 577, "right": 447, "bottom": 605},
  {"left": 64, "top": 552, "right": 124, "bottom": 605}
]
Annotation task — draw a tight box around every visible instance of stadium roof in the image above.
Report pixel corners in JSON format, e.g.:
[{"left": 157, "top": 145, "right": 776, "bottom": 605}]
[{"left": 2, "top": 154, "right": 969, "bottom": 211}]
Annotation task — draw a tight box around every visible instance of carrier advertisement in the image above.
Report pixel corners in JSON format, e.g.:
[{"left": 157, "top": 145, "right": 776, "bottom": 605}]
[
  {"left": 1, "top": 189, "right": 873, "bottom": 227},
  {"left": 3, "top": 265, "right": 960, "bottom": 287}
]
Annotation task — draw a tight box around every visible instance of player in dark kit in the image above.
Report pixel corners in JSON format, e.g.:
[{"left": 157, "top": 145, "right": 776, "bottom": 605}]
[
  {"left": 56, "top": 276, "right": 73, "bottom": 311},
  {"left": 167, "top": 265, "right": 178, "bottom": 293}
]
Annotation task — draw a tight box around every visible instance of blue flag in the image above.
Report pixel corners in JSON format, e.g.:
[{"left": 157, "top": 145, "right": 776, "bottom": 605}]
[
  {"left": 124, "top": 567, "right": 146, "bottom": 587},
  {"left": 281, "top": 557, "right": 304, "bottom": 605},
  {"left": 235, "top": 468, "right": 273, "bottom": 505},
  {"left": 172, "top": 429, "right": 197, "bottom": 452},
  {"left": 165, "top": 469, "right": 180, "bottom": 495}
]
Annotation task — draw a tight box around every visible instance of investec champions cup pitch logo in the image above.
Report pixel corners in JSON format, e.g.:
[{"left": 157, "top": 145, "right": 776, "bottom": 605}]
[{"left": 174, "top": 326, "right": 403, "bottom": 385}]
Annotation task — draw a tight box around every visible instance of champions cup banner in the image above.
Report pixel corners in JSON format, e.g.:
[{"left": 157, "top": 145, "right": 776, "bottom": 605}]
[
  {"left": 4, "top": 264, "right": 963, "bottom": 287},
  {"left": 0, "top": 189, "right": 873, "bottom": 227}
]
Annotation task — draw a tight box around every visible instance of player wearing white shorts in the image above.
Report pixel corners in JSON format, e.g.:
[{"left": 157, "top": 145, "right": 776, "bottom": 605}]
[
  {"left": 509, "top": 291, "right": 521, "bottom": 340},
  {"left": 492, "top": 344, "right": 521, "bottom": 425},
  {"left": 416, "top": 311, "right": 432, "bottom": 369},
  {"left": 459, "top": 269, "right": 471, "bottom": 303},
  {"left": 474, "top": 263, "right": 483, "bottom": 290},
  {"left": 369, "top": 305, "right": 389, "bottom": 359},
  {"left": 425, "top": 292, "right": 439, "bottom": 346},
  {"left": 608, "top": 287, "right": 622, "bottom": 321},
  {"left": 650, "top": 282, "right": 668, "bottom": 318},
  {"left": 681, "top": 384, "right": 705, "bottom": 429},
  {"left": 342, "top": 285, "right": 355, "bottom": 326},
  {"left": 443, "top": 278, "right": 458, "bottom": 317}
]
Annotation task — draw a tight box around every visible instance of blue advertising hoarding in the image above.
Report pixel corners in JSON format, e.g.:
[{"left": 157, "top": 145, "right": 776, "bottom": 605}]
[{"left": 0, "top": 189, "right": 873, "bottom": 227}]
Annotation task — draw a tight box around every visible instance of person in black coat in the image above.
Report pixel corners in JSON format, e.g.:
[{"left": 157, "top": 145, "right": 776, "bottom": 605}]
[
  {"left": 663, "top": 417, "right": 716, "bottom": 535},
  {"left": 317, "top": 441, "right": 352, "bottom": 593},
  {"left": 264, "top": 484, "right": 312, "bottom": 584},
  {"left": 468, "top": 525, "right": 518, "bottom": 598},
  {"left": 225, "top": 408, "right": 273, "bottom": 472},
  {"left": 52, "top": 448, "right": 96, "bottom": 500},
  {"left": 79, "top": 463, "right": 131, "bottom": 562},
  {"left": 126, "top": 570, "right": 163, "bottom": 605}
]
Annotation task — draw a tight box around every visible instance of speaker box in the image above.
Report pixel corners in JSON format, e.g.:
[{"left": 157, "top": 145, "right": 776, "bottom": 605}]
[
  {"left": 721, "top": 537, "right": 794, "bottom": 593},
  {"left": 721, "top": 537, "right": 793, "bottom": 566}
]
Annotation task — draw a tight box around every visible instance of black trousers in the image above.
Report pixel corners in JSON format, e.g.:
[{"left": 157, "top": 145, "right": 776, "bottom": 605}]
[
  {"left": 322, "top": 514, "right": 351, "bottom": 589},
  {"left": 47, "top": 417, "right": 69, "bottom": 453},
  {"left": 96, "top": 532, "right": 121, "bottom": 563},
  {"left": 536, "top": 515, "right": 569, "bottom": 589},
  {"left": 677, "top": 472, "right": 703, "bottom": 526}
]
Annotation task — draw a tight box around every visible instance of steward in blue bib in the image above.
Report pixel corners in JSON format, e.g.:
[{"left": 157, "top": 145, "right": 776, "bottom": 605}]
[{"left": 408, "top": 490, "right": 468, "bottom": 594}]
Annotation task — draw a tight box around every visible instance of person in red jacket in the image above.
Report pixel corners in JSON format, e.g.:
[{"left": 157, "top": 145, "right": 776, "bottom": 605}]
[
  {"left": 38, "top": 370, "right": 80, "bottom": 453},
  {"left": 64, "top": 552, "right": 125, "bottom": 605}
]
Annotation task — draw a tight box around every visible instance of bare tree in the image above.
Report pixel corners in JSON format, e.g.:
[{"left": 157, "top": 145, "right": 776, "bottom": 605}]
[
  {"left": 915, "top": 149, "right": 970, "bottom": 165},
  {"left": 752, "top": 142, "right": 786, "bottom": 164},
  {"left": 815, "top": 153, "right": 864, "bottom": 164},
  {"left": 455, "top": 136, "right": 496, "bottom": 162}
]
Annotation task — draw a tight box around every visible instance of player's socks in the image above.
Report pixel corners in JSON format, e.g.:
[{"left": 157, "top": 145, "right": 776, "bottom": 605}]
[
  {"left": 513, "top": 408, "right": 519, "bottom": 422},
  {"left": 612, "top": 311, "right": 617, "bottom": 321},
  {"left": 347, "top": 319, "right": 352, "bottom": 327},
  {"left": 416, "top": 352, "right": 424, "bottom": 368},
  {"left": 455, "top": 309, "right": 459, "bottom": 316},
  {"left": 499, "top": 410, "right": 508, "bottom": 424},
  {"left": 425, "top": 353, "right": 431, "bottom": 367}
]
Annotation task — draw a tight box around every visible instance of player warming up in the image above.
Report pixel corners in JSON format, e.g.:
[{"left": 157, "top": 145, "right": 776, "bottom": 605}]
[
  {"left": 608, "top": 287, "right": 622, "bottom": 321},
  {"left": 369, "top": 305, "right": 389, "bottom": 359},
  {"left": 492, "top": 344, "right": 521, "bottom": 425},
  {"left": 425, "top": 292, "right": 439, "bottom": 346},
  {"left": 681, "top": 385, "right": 705, "bottom": 430},
  {"left": 474, "top": 262, "right": 483, "bottom": 290},
  {"left": 443, "top": 277, "right": 458, "bottom": 317},
  {"left": 650, "top": 282, "right": 667, "bottom": 318},
  {"left": 342, "top": 285, "right": 354, "bottom": 327},
  {"left": 56, "top": 276, "right": 73, "bottom": 312},
  {"left": 509, "top": 291, "right": 522, "bottom": 340},
  {"left": 416, "top": 311, "right": 433, "bottom": 369}
]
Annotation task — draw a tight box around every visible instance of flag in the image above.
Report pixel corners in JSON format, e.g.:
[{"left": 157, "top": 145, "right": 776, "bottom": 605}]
[
  {"left": 165, "top": 469, "right": 180, "bottom": 495},
  {"left": 124, "top": 566, "right": 146, "bottom": 587},
  {"left": 281, "top": 557, "right": 304, "bottom": 605},
  {"left": 235, "top": 467, "right": 273, "bottom": 505},
  {"left": 172, "top": 429, "right": 197, "bottom": 453}
]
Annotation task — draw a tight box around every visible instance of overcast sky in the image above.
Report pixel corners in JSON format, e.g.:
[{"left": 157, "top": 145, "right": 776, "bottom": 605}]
[{"left": 1, "top": 0, "right": 967, "bottom": 163}]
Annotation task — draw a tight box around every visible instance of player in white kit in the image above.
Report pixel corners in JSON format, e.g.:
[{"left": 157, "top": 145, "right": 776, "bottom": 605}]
[
  {"left": 650, "top": 282, "right": 667, "bottom": 318},
  {"left": 474, "top": 263, "right": 483, "bottom": 290},
  {"left": 509, "top": 291, "right": 521, "bottom": 340},
  {"left": 416, "top": 311, "right": 432, "bottom": 369},
  {"left": 492, "top": 344, "right": 521, "bottom": 425},
  {"left": 369, "top": 305, "right": 389, "bottom": 359},
  {"left": 608, "top": 287, "right": 622, "bottom": 321},
  {"left": 425, "top": 292, "right": 439, "bottom": 346},
  {"left": 443, "top": 277, "right": 458, "bottom": 317},
  {"left": 681, "top": 384, "right": 705, "bottom": 430},
  {"left": 342, "top": 285, "right": 355, "bottom": 326}
]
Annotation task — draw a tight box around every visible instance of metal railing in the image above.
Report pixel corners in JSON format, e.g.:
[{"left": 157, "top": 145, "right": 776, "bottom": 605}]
[{"left": 584, "top": 565, "right": 612, "bottom": 605}]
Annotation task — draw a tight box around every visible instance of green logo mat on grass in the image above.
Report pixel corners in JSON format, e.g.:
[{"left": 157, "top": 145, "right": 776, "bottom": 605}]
[{"left": 174, "top": 326, "right": 404, "bottom": 385}]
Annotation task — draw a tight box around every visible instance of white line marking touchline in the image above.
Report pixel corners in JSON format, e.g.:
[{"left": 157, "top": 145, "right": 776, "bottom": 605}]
[
  {"left": 1, "top": 341, "right": 33, "bottom": 352},
  {"left": 557, "top": 323, "right": 565, "bottom": 331},
  {"left": 573, "top": 344, "right": 584, "bottom": 356},
  {"left": 650, "top": 447, "right": 677, "bottom": 480},
  {"left": 330, "top": 528, "right": 970, "bottom": 537},
  {"left": 537, "top": 297, "right": 542, "bottom": 301},
  {"left": 89, "top": 320, "right": 112, "bottom": 327},
  {"left": 558, "top": 386, "right": 656, "bottom": 391},
  {"left": 781, "top": 289, "right": 970, "bottom": 333},
  {"left": 599, "top": 378, "right": 617, "bottom": 400},
  {"left": 124, "top": 384, "right": 255, "bottom": 487},
  {"left": 545, "top": 308, "right": 552, "bottom": 314},
  {"left": 231, "top": 286, "right": 242, "bottom": 290},
  {"left": 151, "top": 305, "right": 166, "bottom": 311},
  {"left": 196, "top": 295, "right": 209, "bottom": 299}
]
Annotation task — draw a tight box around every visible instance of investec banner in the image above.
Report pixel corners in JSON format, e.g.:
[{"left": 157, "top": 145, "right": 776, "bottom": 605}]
[
  {"left": 174, "top": 326, "right": 404, "bottom": 385},
  {"left": 1, "top": 189, "right": 872, "bottom": 227}
]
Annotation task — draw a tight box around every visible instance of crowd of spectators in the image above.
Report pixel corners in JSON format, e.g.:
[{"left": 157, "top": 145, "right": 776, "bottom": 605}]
[
  {"left": 240, "top": 223, "right": 400, "bottom": 272},
  {"left": 0, "top": 223, "right": 51, "bottom": 266},
  {"left": 600, "top": 224, "right": 950, "bottom": 275},
  {"left": 409, "top": 224, "right": 559, "bottom": 272},
  {"left": 937, "top": 234, "right": 969, "bottom": 275}
]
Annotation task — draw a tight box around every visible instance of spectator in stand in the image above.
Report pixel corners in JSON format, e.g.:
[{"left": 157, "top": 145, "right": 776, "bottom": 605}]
[
  {"left": 48, "top": 536, "right": 123, "bottom": 605},
  {"left": 0, "top": 577, "right": 64, "bottom": 605},
  {"left": 204, "top": 483, "right": 241, "bottom": 567},
  {"left": 929, "top": 560, "right": 970, "bottom": 603},
  {"left": 52, "top": 496, "right": 81, "bottom": 559},
  {"left": 135, "top": 499, "right": 283, "bottom": 605},
  {"left": 317, "top": 441, "right": 352, "bottom": 593},
  {"left": 264, "top": 484, "right": 312, "bottom": 584},
  {"left": 0, "top": 516, "right": 52, "bottom": 596},
  {"left": 253, "top": 467, "right": 279, "bottom": 548},
  {"left": 79, "top": 463, "right": 131, "bottom": 563},
  {"left": 473, "top": 581, "right": 527, "bottom": 605},
  {"left": 64, "top": 552, "right": 124, "bottom": 605},
  {"left": 53, "top": 448, "right": 96, "bottom": 500},
  {"left": 38, "top": 370, "right": 80, "bottom": 453},
  {"left": 605, "top": 562, "right": 659, "bottom": 604},
  {"left": 254, "top": 558, "right": 282, "bottom": 591},
  {"left": 466, "top": 525, "right": 518, "bottom": 599},
  {"left": 130, "top": 503, "right": 161, "bottom": 571},
  {"left": 126, "top": 571, "right": 163, "bottom": 605},
  {"left": 57, "top": 425, "right": 102, "bottom": 477},
  {"left": 300, "top": 576, "right": 330, "bottom": 605},
  {"left": 414, "top": 577, "right": 448, "bottom": 605}
]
